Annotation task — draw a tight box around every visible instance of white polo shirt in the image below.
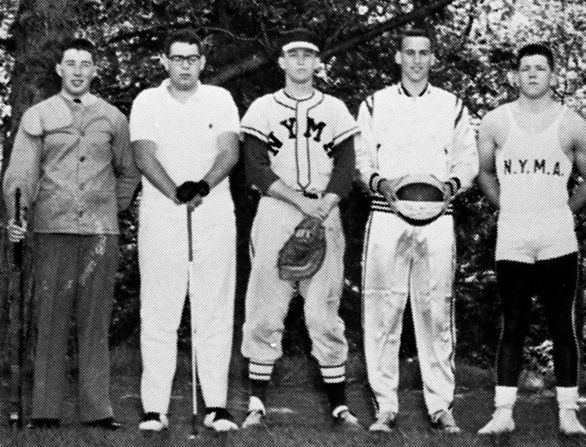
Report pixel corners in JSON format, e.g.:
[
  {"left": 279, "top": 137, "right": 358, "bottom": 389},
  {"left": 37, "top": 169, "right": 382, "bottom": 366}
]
[{"left": 130, "top": 79, "right": 239, "bottom": 215}]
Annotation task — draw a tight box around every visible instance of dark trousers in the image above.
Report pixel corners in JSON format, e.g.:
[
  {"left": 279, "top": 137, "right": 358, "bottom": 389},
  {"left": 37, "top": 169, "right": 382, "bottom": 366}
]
[
  {"left": 496, "top": 253, "right": 580, "bottom": 387},
  {"left": 31, "top": 234, "right": 118, "bottom": 421}
]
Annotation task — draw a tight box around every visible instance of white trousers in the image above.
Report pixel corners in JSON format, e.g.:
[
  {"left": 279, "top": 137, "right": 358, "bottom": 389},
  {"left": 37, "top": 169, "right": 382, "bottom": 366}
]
[
  {"left": 139, "top": 204, "right": 236, "bottom": 413},
  {"left": 241, "top": 197, "right": 348, "bottom": 368},
  {"left": 362, "top": 212, "right": 455, "bottom": 416}
]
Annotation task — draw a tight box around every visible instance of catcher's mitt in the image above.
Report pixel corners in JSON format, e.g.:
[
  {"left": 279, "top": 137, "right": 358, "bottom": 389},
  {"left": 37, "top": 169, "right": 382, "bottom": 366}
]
[
  {"left": 278, "top": 216, "right": 326, "bottom": 281},
  {"left": 393, "top": 174, "right": 449, "bottom": 226}
]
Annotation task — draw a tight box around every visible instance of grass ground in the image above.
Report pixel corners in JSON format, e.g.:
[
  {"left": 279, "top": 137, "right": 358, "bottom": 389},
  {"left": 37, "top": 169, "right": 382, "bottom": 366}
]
[{"left": 1, "top": 345, "right": 586, "bottom": 447}]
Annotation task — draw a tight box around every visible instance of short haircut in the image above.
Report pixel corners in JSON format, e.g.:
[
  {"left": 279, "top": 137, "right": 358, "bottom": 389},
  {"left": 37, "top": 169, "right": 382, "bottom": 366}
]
[
  {"left": 163, "top": 29, "right": 202, "bottom": 55},
  {"left": 60, "top": 38, "right": 96, "bottom": 62},
  {"left": 515, "top": 43, "right": 554, "bottom": 69},
  {"left": 398, "top": 28, "right": 435, "bottom": 51}
]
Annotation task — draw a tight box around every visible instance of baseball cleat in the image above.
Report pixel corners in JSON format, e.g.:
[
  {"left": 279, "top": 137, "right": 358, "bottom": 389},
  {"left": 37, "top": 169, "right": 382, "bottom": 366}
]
[
  {"left": 431, "top": 409, "right": 461, "bottom": 434},
  {"left": 332, "top": 405, "right": 362, "bottom": 431},
  {"left": 478, "top": 408, "right": 514, "bottom": 435},
  {"left": 203, "top": 408, "right": 238, "bottom": 432},
  {"left": 242, "top": 397, "right": 266, "bottom": 429},
  {"left": 369, "top": 410, "right": 397, "bottom": 432},
  {"left": 138, "top": 412, "right": 169, "bottom": 432},
  {"left": 559, "top": 409, "right": 586, "bottom": 435}
]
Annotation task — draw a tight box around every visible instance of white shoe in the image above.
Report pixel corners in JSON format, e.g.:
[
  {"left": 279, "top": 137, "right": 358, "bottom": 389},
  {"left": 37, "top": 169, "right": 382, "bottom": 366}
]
[
  {"left": 138, "top": 413, "right": 169, "bottom": 432},
  {"left": 203, "top": 408, "right": 238, "bottom": 432},
  {"left": 431, "top": 409, "right": 461, "bottom": 434},
  {"left": 332, "top": 405, "right": 362, "bottom": 430},
  {"left": 559, "top": 409, "right": 586, "bottom": 435},
  {"left": 369, "top": 410, "right": 397, "bottom": 432},
  {"left": 242, "top": 397, "right": 266, "bottom": 429},
  {"left": 478, "top": 408, "right": 514, "bottom": 435}
]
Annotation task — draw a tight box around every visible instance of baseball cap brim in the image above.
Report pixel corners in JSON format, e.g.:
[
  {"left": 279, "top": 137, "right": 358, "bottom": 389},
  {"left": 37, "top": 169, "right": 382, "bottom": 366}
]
[{"left": 282, "top": 41, "right": 320, "bottom": 53}]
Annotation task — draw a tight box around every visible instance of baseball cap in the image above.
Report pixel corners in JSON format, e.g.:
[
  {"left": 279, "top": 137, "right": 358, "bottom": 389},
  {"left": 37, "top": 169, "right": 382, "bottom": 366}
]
[{"left": 280, "top": 28, "right": 320, "bottom": 53}]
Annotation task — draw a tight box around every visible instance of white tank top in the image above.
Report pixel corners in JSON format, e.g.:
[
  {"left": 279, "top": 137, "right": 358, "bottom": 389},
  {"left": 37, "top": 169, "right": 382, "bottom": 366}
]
[{"left": 496, "top": 103, "right": 572, "bottom": 217}]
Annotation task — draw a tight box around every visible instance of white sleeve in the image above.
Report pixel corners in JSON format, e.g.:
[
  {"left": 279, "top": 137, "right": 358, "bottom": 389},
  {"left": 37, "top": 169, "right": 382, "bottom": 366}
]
[
  {"left": 450, "top": 99, "right": 478, "bottom": 192},
  {"left": 214, "top": 89, "right": 240, "bottom": 134},
  {"left": 356, "top": 96, "right": 382, "bottom": 194},
  {"left": 241, "top": 97, "right": 270, "bottom": 143},
  {"left": 129, "top": 91, "right": 156, "bottom": 143}
]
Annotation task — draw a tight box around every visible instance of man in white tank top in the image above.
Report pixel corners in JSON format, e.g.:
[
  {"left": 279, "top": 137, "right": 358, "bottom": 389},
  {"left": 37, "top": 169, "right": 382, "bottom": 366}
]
[{"left": 478, "top": 43, "right": 586, "bottom": 436}]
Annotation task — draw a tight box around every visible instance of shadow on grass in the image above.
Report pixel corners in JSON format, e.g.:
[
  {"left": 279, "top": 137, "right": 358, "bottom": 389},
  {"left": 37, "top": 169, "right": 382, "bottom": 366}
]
[{"left": 1, "top": 344, "right": 585, "bottom": 447}]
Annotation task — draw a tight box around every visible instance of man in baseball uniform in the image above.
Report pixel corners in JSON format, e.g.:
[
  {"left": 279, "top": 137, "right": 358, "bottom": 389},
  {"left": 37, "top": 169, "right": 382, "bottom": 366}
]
[
  {"left": 477, "top": 44, "right": 586, "bottom": 435},
  {"left": 356, "top": 28, "right": 478, "bottom": 433},
  {"left": 130, "top": 29, "right": 240, "bottom": 432},
  {"left": 240, "top": 28, "right": 361, "bottom": 429},
  {"left": 4, "top": 38, "right": 139, "bottom": 429}
]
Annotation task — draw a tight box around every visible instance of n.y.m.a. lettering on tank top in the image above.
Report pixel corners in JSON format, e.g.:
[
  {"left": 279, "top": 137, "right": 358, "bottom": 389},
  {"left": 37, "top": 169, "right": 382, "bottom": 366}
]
[{"left": 503, "top": 159, "right": 564, "bottom": 176}]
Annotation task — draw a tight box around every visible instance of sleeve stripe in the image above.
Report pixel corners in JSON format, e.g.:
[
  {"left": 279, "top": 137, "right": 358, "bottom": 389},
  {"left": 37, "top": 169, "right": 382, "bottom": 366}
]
[
  {"left": 332, "top": 126, "right": 360, "bottom": 146},
  {"left": 454, "top": 99, "right": 465, "bottom": 128},
  {"left": 241, "top": 126, "right": 269, "bottom": 143}
]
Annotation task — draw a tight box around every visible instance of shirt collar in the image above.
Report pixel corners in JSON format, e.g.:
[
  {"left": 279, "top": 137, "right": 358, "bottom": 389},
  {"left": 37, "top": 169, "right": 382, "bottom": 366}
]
[
  {"left": 398, "top": 83, "right": 430, "bottom": 97},
  {"left": 160, "top": 78, "right": 202, "bottom": 102},
  {"left": 59, "top": 91, "right": 97, "bottom": 105}
]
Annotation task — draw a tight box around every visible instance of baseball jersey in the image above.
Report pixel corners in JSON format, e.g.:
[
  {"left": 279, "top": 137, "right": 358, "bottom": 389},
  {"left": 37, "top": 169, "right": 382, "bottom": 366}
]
[
  {"left": 357, "top": 83, "right": 478, "bottom": 195},
  {"left": 241, "top": 89, "right": 359, "bottom": 193}
]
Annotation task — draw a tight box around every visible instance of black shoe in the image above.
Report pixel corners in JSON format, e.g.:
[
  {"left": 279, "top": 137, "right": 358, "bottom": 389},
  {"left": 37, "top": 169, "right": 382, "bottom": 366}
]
[
  {"left": 27, "top": 418, "right": 61, "bottom": 429},
  {"left": 82, "top": 417, "right": 122, "bottom": 430}
]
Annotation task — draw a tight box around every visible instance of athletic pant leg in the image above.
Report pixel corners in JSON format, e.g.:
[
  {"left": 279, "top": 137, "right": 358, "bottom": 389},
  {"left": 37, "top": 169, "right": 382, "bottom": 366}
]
[
  {"left": 139, "top": 207, "right": 188, "bottom": 414},
  {"left": 76, "top": 235, "right": 118, "bottom": 421},
  {"left": 362, "top": 212, "right": 410, "bottom": 414},
  {"left": 495, "top": 260, "right": 535, "bottom": 386},
  {"left": 189, "top": 214, "right": 236, "bottom": 408},
  {"left": 31, "top": 234, "right": 78, "bottom": 419},
  {"left": 409, "top": 216, "right": 456, "bottom": 415},
  {"left": 300, "top": 208, "right": 348, "bottom": 382},
  {"left": 241, "top": 198, "right": 296, "bottom": 368},
  {"left": 534, "top": 253, "right": 580, "bottom": 387}
]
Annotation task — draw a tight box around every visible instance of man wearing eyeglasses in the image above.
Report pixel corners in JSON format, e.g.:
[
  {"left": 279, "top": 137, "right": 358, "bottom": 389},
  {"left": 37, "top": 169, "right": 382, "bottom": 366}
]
[{"left": 129, "top": 29, "right": 240, "bottom": 432}]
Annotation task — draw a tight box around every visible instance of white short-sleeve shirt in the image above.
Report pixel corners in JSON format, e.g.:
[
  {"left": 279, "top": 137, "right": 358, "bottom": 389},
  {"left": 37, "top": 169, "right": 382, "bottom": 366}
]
[{"left": 130, "top": 80, "right": 239, "bottom": 214}]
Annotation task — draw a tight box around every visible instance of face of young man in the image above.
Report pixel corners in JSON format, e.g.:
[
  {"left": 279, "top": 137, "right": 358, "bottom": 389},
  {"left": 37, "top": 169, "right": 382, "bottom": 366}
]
[
  {"left": 56, "top": 49, "right": 96, "bottom": 97},
  {"left": 395, "top": 36, "right": 434, "bottom": 84},
  {"left": 278, "top": 48, "right": 320, "bottom": 85},
  {"left": 162, "top": 42, "right": 206, "bottom": 91},
  {"left": 515, "top": 54, "right": 554, "bottom": 99}
]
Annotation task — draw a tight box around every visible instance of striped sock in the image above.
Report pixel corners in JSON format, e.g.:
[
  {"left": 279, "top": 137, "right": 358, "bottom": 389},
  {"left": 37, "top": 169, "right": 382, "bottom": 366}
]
[
  {"left": 320, "top": 364, "right": 345, "bottom": 384},
  {"left": 249, "top": 360, "right": 274, "bottom": 402},
  {"left": 321, "top": 364, "right": 347, "bottom": 410}
]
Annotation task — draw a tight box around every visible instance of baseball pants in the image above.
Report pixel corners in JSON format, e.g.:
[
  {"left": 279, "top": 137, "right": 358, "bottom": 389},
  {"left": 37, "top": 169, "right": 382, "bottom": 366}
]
[
  {"left": 362, "top": 212, "right": 455, "bottom": 416},
  {"left": 241, "top": 197, "right": 348, "bottom": 377},
  {"left": 31, "top": 234, "right": 117, "bottom": 421},
  {"left": 139, "top": 205, "right": 236, "bottom": 413}
]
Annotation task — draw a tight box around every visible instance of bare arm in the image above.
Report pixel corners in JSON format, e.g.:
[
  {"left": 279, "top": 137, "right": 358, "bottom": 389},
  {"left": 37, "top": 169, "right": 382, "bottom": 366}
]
[
  {"left": 477, "top": 111, "right": 500, "bottom": 208},
  {"left": 132, "top": 140, "right": 180, "bottom": 204},
  {"left": 568, "top": 112, "right": 586, "bottom": 213},
  {"left": 201, "top": 131, "right": 239, "bottom": 189}
]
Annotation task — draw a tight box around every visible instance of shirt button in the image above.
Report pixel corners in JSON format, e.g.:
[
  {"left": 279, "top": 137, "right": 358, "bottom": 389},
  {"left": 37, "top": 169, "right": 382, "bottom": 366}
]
[
  {"left": 78, "top": 211, "right": 84, "bottom": 218},
  {"left": 79, "top": 183, "right": 85, "bottom": 190},
  {"left": 80, "top": 131, "right": 85, "bottom": 137},
  {"left": 80, "top": 156, "right": 86, "bottom": 162}
]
